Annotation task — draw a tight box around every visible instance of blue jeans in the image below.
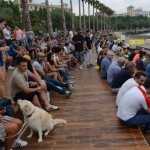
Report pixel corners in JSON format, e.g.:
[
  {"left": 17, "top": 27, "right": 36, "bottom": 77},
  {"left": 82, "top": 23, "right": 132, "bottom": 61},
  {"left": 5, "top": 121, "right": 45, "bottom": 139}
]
[
  {"left": 42, "top": 77, "right": 69, "bottom": 94},
  {"left": 75, "top": 51, "right": 84, "bottom": 63},
  {"left": 120, "top": 108, "right": 150, "bottom": 131}
]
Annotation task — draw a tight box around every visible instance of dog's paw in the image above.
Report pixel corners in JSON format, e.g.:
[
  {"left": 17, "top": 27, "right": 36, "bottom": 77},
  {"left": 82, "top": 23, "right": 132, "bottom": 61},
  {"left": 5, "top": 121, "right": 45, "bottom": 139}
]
[
  {"left": 44, "top": 132, "right": 48, "bottom": 136},
  {"left": 38, "top": 139, "right": 43, "bottom": 143}
]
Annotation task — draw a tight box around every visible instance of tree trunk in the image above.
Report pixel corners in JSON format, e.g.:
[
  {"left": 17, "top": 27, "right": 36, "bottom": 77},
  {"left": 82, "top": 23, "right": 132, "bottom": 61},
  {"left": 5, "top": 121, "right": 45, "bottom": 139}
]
[
  {"left": 21, "top": 0, "right": 32, "bottom": 31},
  {"left": 82, "top": 0, "right": 86, "bottom": 30},
  {"left": 96, "top": 8, "right": 98, "bottom": 31},
  {"left": 61, "top": 0, "right": 67, "bottom": 36},
  {"left": 70, "top": 0, "right": 75, "bottom": 30},
  {"left": 92, "top": 0, "right": 95, "bottom": 31},
  {"left": 88, "top": 3, "right": 90, "bottom": 29},
  {"left": 45, "top": 0, "right": 53, "bottom": 35},
  {"left": 101, "top": 12, "right": 102, "bottom": 30},
  {"left": 103, "top": 12, "right": 105, "bottom": 30},
  {"left": 79, "top": 0, "right": 81, "bottom": 28}
]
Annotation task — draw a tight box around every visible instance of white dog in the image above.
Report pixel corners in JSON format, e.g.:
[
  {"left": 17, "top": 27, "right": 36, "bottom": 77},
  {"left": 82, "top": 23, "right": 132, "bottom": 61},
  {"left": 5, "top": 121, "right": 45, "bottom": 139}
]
[{"left": 17, "top": 99, "right": 66, "bottom": 142}]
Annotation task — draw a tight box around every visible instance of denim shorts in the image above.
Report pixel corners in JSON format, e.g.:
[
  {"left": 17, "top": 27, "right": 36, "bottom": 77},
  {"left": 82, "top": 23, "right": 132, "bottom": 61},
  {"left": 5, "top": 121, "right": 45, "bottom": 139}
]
[{"left": 75, "top": 51, "right": 84, "bottom": 62}]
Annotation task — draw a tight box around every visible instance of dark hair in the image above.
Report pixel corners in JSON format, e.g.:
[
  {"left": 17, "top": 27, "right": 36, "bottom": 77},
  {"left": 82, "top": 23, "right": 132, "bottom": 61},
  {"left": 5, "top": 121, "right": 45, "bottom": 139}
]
[
  {"left": 0, "top": 17, "right": 6, "bottom": 23},
  {"left": 134, "top": 72, "right": 146, "bottom": 78},
  {"left": 47, "top": 52, "right": 54, "bottom": 65},
  {"left": 143, "top": 79, "right": 150, "bottom": 89},
  {"left": 52, "top": 47, "right": 61, "bottom": 53},
  {"left": 86, "top": 29, "right": 90, "bottom": 33},
  {"left": 17, "top": 57, "right": 28, "bottom": 65}
]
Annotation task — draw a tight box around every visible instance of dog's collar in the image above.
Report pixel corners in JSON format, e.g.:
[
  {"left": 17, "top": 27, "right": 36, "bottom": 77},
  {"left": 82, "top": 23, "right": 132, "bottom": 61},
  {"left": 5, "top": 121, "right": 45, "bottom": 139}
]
[{"left": 26, "top": 108, "right": 36, "bottom": 119}]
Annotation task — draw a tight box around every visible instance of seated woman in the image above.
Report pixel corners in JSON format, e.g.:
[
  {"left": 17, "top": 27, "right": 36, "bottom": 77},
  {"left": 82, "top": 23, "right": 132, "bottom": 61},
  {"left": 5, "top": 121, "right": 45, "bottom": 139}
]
[{"left": 45, "top": 53, "right": 64, "bottom": 83}]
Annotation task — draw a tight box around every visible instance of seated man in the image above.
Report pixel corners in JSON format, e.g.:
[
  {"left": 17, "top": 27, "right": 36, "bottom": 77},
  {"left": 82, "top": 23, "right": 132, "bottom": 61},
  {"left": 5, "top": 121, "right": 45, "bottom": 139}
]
[
  {"left": 111, "top": 61, "right": 135, "bottom": 93},
  {"left": 100, "top": 50, "right": 114, "bottom": 79},
  {"left": 117, "top": 79, "right": 150, "bottom": 133},
  {"left": 32, "top": 52, "right": 73, "bottom": 97},
  {"left": 0, "top": 107, "right": 27, "bottom": 150},
  {"left": 116, "top": 72, "right": 146, "bottom": 106},
  {"left": 10, "top": 57, "right": 46, "bottom": 107},
  {"left": 107, "top": 57, "right": 126, "bottom": 84}
]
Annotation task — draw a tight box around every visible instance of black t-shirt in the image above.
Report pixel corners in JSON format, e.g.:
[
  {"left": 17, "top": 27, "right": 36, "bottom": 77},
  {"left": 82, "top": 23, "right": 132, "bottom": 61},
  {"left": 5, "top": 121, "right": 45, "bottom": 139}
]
[
  {"left": 111, "top": 69, "right": 132, "bottom": 88},
  {"left": 84, "top": 36, "right": 92, "bottom": 50},
  {"left": 72, "top": 34, "right": 84, "bottom": 51}
]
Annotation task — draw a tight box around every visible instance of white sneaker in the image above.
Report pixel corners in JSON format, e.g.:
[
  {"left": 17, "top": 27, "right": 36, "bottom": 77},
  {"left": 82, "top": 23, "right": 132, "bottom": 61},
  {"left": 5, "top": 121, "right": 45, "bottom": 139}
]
[
  {"left": 12, "top": 139, "right": 27, "bottom": 148},
  {"left": 79, "top": 65, "right": 83, "bottom": 70},
  {"left": 8, "top": 66, "right": 15, "bottom": 70}
]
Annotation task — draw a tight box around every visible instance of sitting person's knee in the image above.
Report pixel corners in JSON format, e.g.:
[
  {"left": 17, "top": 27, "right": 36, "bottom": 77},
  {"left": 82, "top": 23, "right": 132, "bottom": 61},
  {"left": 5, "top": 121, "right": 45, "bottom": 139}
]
[{"left": 4, "top": 123, "right": 19, "bottom": 134}]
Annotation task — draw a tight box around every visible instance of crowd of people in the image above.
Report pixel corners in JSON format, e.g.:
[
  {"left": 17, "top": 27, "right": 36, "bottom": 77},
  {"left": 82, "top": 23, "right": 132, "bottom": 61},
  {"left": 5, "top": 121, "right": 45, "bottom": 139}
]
[
  {"left": 1, "top": 15, "right": 150, "bottom": 149},
  {"left": 0, "top": 16, "right": 96, "bottom": 150},
  {"left": 96, "top": 32, "right": 150, "bottom": 133}
]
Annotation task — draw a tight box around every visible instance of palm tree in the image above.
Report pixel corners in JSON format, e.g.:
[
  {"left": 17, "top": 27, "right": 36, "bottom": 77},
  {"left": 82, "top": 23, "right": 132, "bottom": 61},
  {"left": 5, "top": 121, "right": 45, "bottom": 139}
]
[
  {"left": 21, "top": 0, "right": 32, "bottom": 31},
  {"left": 70, "top": 0, "right": 75, "bottom": 30},
  {"left": 92, "top": 0, "right": 95, "bottom": 31},
  {"left": 45, "top": 0, "right": 53, "bottom": 35},
  {"left": 95, "top": 0, "right": 99, "bottom": 31},
  {"left": 85, "top": 0, "right": 93, "bottom": 30},
  {"left": 79, "top": 0, "right": 81, "bottom": 28},
  {"left": 82, "top": 0, "right": 86, "bottom": 30},
  {"left": 60, "top": 0, "right": 67, "bottom": 36}
]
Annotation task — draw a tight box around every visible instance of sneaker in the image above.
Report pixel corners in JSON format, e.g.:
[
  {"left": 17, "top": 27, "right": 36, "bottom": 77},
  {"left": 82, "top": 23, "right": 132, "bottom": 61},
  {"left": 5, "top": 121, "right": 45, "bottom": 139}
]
[
  {"left": 66, "top": 79, "right": 74, "bottom": 84},
  {"left": 46, "top": 105, "right": 59, "bottom": 112},
  {"left": 65, "top": 90, "right": 72, "bottom": 97},
  {"left": 69, "top": 83, "right": 76, "bottom": 90},
  {"left": 89, "top": 64, "right": 94, "bottom": 67},
  {"left": 79, "top": 65, "right": 83, "bottom": 70},
  {"left": 12, "top": 139, "right": 27, "bottom": 148},
  {"left": 68, "top": 76, "right": 74, "bottom": 80}
]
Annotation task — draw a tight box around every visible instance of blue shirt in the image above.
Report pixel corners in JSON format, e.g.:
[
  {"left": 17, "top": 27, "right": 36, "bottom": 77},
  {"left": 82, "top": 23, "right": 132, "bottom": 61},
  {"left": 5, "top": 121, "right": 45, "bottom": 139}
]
[
  {"left": 107, "top": 61, "right": 121, "bottom": 84},
  {"left": 146, "top": 63, "right": 150, "bottom": 79},
  {"left": 0, "top": 42, "right": 4, "bottom": 66},
  {"left": 8, "top": 44, "right": 17, "bottom": 57},
  {"left": 100, "top": 56, "right": 112, "bottom": 78}
]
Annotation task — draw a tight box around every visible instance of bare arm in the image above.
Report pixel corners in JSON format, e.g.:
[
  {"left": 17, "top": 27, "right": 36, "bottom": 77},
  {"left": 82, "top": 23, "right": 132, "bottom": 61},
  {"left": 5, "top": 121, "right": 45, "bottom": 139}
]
[
  {"left": 19, "top": 86, "right": 41, "bottom": 94},
  {"left": 0, "top": 46, "right": 9, "bottom": 52}
]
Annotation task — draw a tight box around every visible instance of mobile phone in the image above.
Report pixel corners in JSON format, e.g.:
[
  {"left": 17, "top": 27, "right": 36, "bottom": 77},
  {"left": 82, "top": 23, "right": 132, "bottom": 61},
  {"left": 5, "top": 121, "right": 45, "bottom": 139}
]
[{"left": 0, "top": 107, "right": 5, "bottom": 111}]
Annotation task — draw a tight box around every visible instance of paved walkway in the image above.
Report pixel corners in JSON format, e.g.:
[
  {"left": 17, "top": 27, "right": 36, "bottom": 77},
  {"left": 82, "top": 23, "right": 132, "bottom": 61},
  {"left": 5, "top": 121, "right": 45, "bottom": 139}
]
[{"left": 14, "top": 53, "right": 150, "bottom": 150}]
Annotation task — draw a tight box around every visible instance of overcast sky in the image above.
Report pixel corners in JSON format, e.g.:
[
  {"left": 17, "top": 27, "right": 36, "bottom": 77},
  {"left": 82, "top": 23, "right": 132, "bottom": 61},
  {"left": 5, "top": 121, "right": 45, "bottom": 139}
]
[{"left": 34, "top": 0, "right": 150, "bottom": 15}]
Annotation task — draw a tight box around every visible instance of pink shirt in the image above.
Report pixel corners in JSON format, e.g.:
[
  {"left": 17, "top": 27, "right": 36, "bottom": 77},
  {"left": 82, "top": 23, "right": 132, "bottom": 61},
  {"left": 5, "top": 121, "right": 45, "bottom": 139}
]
[{"left": 15, "top": 29, "right": 23, "bottom": 40}]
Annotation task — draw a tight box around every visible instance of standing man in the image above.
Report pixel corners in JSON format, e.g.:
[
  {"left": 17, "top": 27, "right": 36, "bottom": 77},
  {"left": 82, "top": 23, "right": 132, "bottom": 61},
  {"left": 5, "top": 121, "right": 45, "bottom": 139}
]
[
  {"left": 72, "top": 28, "right": 84, "bottom": 70},
  {"left": 14, "top": 26, "right": 23, "bottom": 46},
  {"left": 84, "top": 29, "right": 94, "bottom": 68}
]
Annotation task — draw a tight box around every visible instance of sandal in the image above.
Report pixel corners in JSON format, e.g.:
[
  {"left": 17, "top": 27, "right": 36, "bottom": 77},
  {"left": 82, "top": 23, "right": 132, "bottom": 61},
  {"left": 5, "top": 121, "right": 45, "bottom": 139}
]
[{"left": 46, "top": 106, "right": 60, "bottom": 112}]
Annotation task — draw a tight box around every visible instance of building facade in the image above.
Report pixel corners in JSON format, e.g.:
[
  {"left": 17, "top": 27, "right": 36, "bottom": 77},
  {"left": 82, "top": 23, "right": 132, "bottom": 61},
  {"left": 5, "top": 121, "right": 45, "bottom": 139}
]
[
  {"left": 14, "top": 0, "right": 71, "bottom": 12},
  {"left": 127, "top": 6, "right": 150, "bottom": 17}
]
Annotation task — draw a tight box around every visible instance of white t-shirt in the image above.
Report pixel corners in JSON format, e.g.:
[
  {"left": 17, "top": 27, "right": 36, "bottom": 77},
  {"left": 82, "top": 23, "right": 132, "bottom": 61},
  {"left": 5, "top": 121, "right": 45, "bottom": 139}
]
[
  {"left": 111, "top": 44, "right": 117, "bottom": 52},
  {"left": 116, "top": 78, "right": 138, "bottom": 106},
  {"left": 97, "top": 46, "right": 102, "bottom": 54},
  {"left": 69, "top": 31, "right": 73, "bottom": 38},
  {"left": 3, "top": 28, "right": 11, "bottom": 39},
  {"left": 117, "top": 86, "right": 148, "bottom": 121}
]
